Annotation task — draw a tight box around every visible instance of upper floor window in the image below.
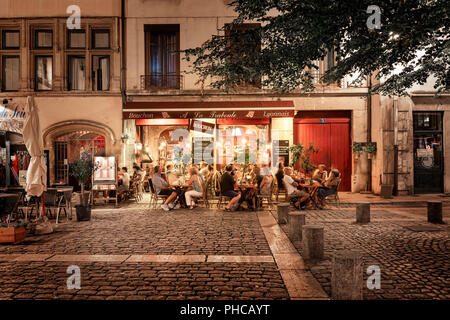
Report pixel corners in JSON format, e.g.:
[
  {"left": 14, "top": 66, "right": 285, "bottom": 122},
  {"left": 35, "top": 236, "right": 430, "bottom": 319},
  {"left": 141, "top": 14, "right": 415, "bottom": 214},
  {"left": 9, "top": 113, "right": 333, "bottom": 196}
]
[
  {"left": 92, "top": 55, "right": 110, "bottom": 91},
  {"left": 92, "top": 30, "right": 110, "bottom": 49},
  {"left": 35, "top": 55, "right": 52, "bottom": 91},
  {"left": 68, "top": 55, "right": 85, "bottom": 91},
  {"left": 225, "top": 23, "right": 261, "bottom": 88},
  {"left": 144, "top": 24, "right": 180, "bottom": 89},
  {"left": 35, "top": 30, "right": 53, "bottom": 49},
  {"left": 2, "top": 56, "right": 19, "bottom": 91},
  {"left": 2, "top": 31, "right": 20, "bottom": 49},
  {"left": 68, "top": 29, "right": 86, "bottom": 49}
]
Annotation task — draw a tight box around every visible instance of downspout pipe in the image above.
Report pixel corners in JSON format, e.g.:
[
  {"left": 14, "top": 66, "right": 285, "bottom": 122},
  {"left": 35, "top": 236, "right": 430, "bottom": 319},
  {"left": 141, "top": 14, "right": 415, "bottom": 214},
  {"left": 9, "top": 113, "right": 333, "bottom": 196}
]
[
  {"left": 393, "top": 97, "right": 399, "bottom": 196},
  {"left": 121, "top": 0, "right": 127, "bottom": 127},
  {"left": 367, "top": 76, "right": 372, "bottom": 192}
]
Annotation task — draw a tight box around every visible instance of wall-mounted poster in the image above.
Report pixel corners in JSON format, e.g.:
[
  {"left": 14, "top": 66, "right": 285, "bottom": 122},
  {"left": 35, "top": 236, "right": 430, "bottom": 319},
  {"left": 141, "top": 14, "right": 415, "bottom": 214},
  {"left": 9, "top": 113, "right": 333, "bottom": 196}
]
[
  {"left": 272, "top": 140, "right": 290, "bottom": 167},
  {"left": 93, "top": 156, "right": 116, "bottom": 184}
]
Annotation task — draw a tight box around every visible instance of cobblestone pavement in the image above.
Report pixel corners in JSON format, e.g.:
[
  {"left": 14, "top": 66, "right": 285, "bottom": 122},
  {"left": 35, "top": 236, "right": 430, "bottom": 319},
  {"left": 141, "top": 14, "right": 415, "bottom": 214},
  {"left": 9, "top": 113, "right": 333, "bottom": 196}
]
[
  {"left": 0, "top": 262, "right": 287, "bottom": 300},
  {"left": 0, "top": 203, "right": 288, "bottom": 300},
  {"left": 278, "top": 205, "right": 450, "bottom": 300}
]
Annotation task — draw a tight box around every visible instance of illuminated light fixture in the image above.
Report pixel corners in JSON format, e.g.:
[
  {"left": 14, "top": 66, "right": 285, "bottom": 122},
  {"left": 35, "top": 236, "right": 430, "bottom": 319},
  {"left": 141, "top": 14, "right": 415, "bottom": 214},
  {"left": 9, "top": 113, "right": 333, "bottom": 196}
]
[
  {"left": 266, "top": 144, "right": 271, "bottom": 150},
  {"left": 161, "top": 142, "right": 167, "bottom": 147},
  {"left": 136, "top": 143, "right": 143, "bottom": 151},
  {"left": 158, "top": 146, "right": 163, "bottom": 151},
  {"left": 245, "top": 129, "right": 254, "bottom": 135},
  {"left": 242, "top": 138, "right": 247, "bottom": 145},
  {"left": 145, "top": 147, "right": 150, "bottom": 153},
  {"left": 234, "top": 128, "right": 242, "bottom": 136}
]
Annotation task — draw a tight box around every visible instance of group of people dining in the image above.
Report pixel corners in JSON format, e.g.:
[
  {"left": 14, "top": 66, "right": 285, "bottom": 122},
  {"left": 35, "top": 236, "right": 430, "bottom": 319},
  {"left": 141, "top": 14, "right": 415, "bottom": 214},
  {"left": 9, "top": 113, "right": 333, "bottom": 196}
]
[
  {"left": 276, "top": 162, "right": 341, "bottom": 210},
  {"left": 117, "top": 159, "right": 340, "bottom": 211}
]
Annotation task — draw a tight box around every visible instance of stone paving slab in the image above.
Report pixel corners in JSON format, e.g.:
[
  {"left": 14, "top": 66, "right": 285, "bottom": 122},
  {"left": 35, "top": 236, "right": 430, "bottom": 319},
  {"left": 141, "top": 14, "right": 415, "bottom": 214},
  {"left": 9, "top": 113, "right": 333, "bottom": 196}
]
[
  {"left": 48, "top": 255, "right": 130, "bottom": 263},
  {"left": 125, "top": 255, "right": 206, "bottom": 263},
  {"left": 12, "top": 254, "right": 53, "bottom": 262},
  {"left": 279, "top": 270, "right": 329, "bottom": 300},
  {"left": 206, "top": 255, "right": 274, "bottom": 263}
]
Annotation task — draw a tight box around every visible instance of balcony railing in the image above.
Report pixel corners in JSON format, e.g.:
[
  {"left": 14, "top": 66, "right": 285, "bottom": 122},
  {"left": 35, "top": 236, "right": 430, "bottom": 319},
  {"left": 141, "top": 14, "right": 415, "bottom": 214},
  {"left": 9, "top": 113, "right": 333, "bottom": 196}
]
[{"left": 141, "top": 73, "right": 183, "bottom": 90}]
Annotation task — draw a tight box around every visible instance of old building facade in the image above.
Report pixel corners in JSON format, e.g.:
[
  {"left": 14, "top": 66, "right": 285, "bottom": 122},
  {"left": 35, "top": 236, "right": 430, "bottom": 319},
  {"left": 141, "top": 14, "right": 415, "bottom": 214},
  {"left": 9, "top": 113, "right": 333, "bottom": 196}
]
[{"left": 0, "top": 0, "right": 123, "bottom": 187}]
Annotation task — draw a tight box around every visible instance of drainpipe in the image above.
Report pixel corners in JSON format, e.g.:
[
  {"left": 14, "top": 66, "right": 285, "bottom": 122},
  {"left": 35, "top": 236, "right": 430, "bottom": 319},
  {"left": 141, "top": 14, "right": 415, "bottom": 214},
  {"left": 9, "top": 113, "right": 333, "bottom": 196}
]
[
  {"left": 367, "top": 76, "right": 372, "bottom": 192},
  {"left": 393, "top": 97, "right": 399, "bottom": 196},
  {"left": 121, "top": 0, "right": 127, "bottom": 166}
]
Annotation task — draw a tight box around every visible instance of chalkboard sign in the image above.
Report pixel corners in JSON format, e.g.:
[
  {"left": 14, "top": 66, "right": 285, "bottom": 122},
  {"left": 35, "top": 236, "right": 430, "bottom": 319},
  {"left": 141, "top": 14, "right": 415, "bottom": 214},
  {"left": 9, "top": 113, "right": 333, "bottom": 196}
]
[{"left": 273, "top": 140, "right": 290, "bottom": 167}]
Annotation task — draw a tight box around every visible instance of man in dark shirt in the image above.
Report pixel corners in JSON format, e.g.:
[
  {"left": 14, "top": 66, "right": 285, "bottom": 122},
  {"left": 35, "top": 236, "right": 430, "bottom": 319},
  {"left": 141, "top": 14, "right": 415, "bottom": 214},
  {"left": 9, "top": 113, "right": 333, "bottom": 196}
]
[{"left": 221, "top": 165, "right": 241, "bottom": 211}]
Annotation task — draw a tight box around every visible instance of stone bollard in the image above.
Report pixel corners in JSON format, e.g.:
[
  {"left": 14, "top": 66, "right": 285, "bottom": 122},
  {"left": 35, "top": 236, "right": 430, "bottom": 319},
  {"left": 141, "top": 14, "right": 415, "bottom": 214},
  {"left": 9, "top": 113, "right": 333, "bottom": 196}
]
[
  {"left": 331, "top": 251, "right": 363, "bottom": 300},
  {"left": 356, "top": 203, "right": 370, "bottom": 223},
  {"left": 277, "top": 203, "right": 290, "bottom": 224},
  {"left": 302, "top": 225, "right": 324, "bottom": 259},
  {"left": 427, "top": 201, "right": 443, "bottom": 224},
  {"left": 288, "top": 212, "right": 306, "bottom": 241}
]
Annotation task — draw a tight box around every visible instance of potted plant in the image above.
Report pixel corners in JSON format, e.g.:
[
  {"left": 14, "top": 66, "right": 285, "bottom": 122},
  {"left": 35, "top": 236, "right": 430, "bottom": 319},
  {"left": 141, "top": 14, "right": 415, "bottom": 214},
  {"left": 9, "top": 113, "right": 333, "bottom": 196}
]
[
  {"left": 121, "top": 133, "right": 129, "bottom": 144},
  {"left": 365, "top": 142, "right": 377, "bottom": 159},
  {"left": 70, "top": 159, "right": 96, "bottom": 221},
  {"left": 353, "top": 142, "right": 363, "bottom": 160},
  {"left": 289, "top": 143, "right": 319, "bottom": 174},
  {"left": 0, "top": 220, "right": 27, "bottom": 244}
]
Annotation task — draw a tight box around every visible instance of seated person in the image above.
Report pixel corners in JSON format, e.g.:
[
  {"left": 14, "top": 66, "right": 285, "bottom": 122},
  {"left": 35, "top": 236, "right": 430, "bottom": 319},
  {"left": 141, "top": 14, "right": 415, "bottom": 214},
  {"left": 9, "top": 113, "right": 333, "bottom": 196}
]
[
  {"left": 199, "top": 162, "right": 209, "bottom": 181},
  {"left": 152, "top": 165, "right": 178, "bottom": 211},
  {"left": 316, "top": 169, "right": 340, "bottom": 209},
  {"left": 166, "top": 164, "right": 179, "bottom": 185},
  {"left": 184, "top": 167, "right": 204, "bottom": 210},
  {"left": 131, "top": 165, "right": 143, "bottom": 184},
  {"left": 283, "top": 167, "right": 310, "bottom": 209},
  {"left": 312, "top": 164, "right": 328, "bottom": 184},
  {"left": 220, "top": 165, "right": 241, "bottom": 211},
  {"left": 117, "top": 167, "right": 130, "bottom": 197},
  {"left": 275, "top": 162, "right": 285, "bottom": 192}
]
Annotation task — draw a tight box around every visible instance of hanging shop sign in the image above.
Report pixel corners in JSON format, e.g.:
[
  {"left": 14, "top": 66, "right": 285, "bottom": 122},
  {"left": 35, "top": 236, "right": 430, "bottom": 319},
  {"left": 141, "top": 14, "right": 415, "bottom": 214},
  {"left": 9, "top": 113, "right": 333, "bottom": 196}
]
[{"left": 189, "top": 120, "right": 215, "bottom": 134}]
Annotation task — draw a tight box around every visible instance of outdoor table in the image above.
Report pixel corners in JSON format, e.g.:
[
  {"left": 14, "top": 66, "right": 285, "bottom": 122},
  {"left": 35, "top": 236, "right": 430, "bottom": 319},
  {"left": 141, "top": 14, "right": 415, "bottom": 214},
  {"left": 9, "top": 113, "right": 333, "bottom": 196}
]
[{"left": 301, "top": 183, "right": 322, "bottom": 209}]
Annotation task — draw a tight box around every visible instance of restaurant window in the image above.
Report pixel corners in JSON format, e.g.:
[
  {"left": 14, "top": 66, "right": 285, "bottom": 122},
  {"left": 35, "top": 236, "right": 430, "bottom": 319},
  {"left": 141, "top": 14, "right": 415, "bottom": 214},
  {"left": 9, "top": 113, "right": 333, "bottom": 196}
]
[
  {"left": 68, "top": 30, "right": 86, "bottom": 49},
  {"left": 2, "top": 31, "right": 19, "bottom": 49},
  {"left": 92, "top": 30, "right": 110, "bottom": 49},
  {"left": 92, "top": 55, "right": 110, "bottom": 91},
  {"left": 225, "top": 23, "right": 261, "bottom": 88},
  {"left": 68, "top": 56, "right": 85, "bottom": 91},
  {"left": 35, "top": 56, "right": 52, "bottom": 90},
  {"left": 144, "top": 24, "right": 180, "bottom": 89},
  {"left": 35, "top": 30, "right": 53, "bottom": 49},
  {"left": 2, "top": 56, "right": 19, "bottom": 91}
]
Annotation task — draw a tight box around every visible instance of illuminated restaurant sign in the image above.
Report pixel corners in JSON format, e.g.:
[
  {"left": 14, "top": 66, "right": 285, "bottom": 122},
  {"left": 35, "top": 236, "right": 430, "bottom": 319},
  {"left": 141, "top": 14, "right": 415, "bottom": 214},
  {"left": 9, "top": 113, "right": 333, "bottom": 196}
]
[{"left": 124, "top": 110, "right": 294, "bottom": 119}]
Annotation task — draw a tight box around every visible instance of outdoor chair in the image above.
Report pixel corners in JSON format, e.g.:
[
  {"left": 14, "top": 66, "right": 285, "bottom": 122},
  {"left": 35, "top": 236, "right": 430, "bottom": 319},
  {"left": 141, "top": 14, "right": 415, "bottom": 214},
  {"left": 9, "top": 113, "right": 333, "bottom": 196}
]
[
  {"left": 325, "top": 179, "right": 341, "bottom": 208},
  {"left": 216, "top": 183, "right": 232, "bottom": 209},
  {"left": 257, "top": 177, "right": 274, "bottom": 210},
  {"left": 195, "top": 177, "right": 210, "bottom": 208},
  {"left": 148, "top": 179, "right": 169, "bottom": 209},
  {"left": 55, "top": 187, "right": 74, "bottom": 223},
  {"left": 43, "top": 189, "right": 59, "bottom": 218},
  {"left": 0, "top": 193, "right": 20, "bottom": 223},
  {"left": 275, "top": 180, "right": 287, "bottom": 202}
]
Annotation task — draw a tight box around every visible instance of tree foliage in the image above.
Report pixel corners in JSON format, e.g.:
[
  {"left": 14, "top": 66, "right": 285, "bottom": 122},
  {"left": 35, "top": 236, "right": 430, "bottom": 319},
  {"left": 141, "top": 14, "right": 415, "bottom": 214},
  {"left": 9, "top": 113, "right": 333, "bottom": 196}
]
[{"left": 185, "top": 0, "right": 449, "bottom": 95}]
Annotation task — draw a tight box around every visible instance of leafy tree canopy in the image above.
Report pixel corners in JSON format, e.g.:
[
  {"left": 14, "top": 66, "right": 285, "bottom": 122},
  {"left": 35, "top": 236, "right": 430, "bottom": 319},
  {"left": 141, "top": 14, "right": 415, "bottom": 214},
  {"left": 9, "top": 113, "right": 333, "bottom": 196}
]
[{"left": 185, "top": 0, "right": 449, "bottom": 96}]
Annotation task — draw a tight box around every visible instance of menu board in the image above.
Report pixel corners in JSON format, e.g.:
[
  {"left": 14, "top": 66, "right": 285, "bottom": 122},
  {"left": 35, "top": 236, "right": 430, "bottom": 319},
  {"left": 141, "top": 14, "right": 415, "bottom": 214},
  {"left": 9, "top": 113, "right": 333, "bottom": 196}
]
[
  {"left": 93, "top": 156, "right": 116, "bottom": 184},
  {"left": 192, "top": 137, "right": 214, "bottom": 164},
  {"left": 273, "top": 140, "right": 290, "bottom": 167}
]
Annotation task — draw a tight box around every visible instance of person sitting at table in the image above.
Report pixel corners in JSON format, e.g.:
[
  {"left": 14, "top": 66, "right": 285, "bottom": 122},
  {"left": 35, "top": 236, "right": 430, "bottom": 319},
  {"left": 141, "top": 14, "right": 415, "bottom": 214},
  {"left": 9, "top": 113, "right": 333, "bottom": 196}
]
[
  {"left": 152, "top": 166, "right": 178, "bottom": 212},
  {"left": 312, "top": 164, "right": 328, "bottom": 184},
  {"left": 199, "top": 162, "right": 209, "bottom": 180},
  {"left": 221, "top": 165, "right": 241, "bottom": 211},
  {"left": 184, "top": 167, "right": 204, "bottom": 210},
  {"left": 275, "top": 162, "right": 285, "bottom": 193},
  {"left": 166, "top": 164, "right": 179, "bottom": 185},
  {"left": 316, "top": 169, "right": 340, "bottom": 209},
  {"left": 118, "top": 167, "right": 130, "bottom": 191},
  {"left": 283, "top": 167, "right": 310, "bottom": 210}
]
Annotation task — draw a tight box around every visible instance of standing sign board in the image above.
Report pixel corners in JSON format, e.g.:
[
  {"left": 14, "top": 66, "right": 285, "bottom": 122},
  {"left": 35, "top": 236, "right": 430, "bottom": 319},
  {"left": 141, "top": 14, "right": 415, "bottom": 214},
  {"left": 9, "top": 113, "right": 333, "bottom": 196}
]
[
  {"left": 92, "top": 156, "right": 118, "bottom": 207},
  {"left": 273, "top": 140, "right": 290, "bottom": 167}
]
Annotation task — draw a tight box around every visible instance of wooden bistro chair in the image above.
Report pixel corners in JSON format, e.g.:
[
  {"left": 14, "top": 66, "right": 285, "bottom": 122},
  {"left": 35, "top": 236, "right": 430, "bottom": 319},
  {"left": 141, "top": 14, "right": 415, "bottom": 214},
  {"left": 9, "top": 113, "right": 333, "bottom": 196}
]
[
  {"left": 325, "top": 179, "right": 341, "bottom": 208},
  {"left": 44, "top": 189, "right": 59, "bottom": 219},
  {"left": 149, "top": 179, "right": 169, "bottom": 209},
  {"left": 257, "top": 176, "right": 274, "bottom": 210},
  {"left": 216, "top": 182, "right": 232, "bottom": 209},
  {"left": 195, "top": 177, "right": 210, "bottom": 208},
  {"left": 56, "top": 187, "right": 74, "bottom": 223}
]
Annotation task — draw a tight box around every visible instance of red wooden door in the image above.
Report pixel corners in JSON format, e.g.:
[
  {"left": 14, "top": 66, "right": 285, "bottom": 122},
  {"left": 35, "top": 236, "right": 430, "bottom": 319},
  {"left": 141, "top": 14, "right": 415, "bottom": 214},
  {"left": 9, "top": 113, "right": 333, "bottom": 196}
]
[{"left": 294, "top": 118, "right": 351, "bottom": 191}]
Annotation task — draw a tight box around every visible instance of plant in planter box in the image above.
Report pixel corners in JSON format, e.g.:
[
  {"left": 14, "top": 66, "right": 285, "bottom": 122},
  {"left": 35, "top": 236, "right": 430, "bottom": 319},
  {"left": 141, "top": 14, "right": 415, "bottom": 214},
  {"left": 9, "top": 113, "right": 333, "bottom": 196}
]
[
  {"left": 0, "top": 220, "right": 27, "bottom": 244},
  {"left": 365, "top": 142, "right": 377, "bottom": 159},
  {"left": 70, "top": 159, "right": 98, "bottom": 221},
  {"left": 353, "top": 142, "right": 363, "bottom": 160}
]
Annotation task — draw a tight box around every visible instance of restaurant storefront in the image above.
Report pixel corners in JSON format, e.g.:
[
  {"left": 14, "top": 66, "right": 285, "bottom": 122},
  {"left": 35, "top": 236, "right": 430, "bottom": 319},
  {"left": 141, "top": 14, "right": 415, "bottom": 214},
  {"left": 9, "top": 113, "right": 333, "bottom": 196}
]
[{"left": 123, "top": 101, "right": 295, "bottom": 173}]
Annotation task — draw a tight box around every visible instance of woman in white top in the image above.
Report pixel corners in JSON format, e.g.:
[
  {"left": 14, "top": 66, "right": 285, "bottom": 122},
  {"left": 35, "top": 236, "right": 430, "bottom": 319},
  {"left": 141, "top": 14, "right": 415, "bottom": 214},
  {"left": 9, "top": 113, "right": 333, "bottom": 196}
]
[{"left": 184, "top": 167, "right": 204, "bottom": 210}]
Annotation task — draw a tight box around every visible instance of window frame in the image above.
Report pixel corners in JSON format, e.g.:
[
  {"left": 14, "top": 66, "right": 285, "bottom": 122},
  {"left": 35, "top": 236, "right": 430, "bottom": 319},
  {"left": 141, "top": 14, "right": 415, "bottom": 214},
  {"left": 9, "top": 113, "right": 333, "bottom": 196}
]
[
  {"left": 35, "top": 55, "right": 53, "bottom": 91},
  {"left": 91, "top": 29, "right": 110, "bottom": 49},
  {"left": 1, "top": 55, "right": 20, "bottom": 92},
  {"left": 92, "top": 55, "right": 110, "bottom": 91},
  {"left": 67, "top": 29, "right": 86, "bottom": 49},
  {"left": 2, "top": 30, "right": 20, "bottom": 50},
  {"left": 34, "top": 30, "right": 53, "bottom": 49},
  {"left": 67, "top": 55, "right": 86, "bottom": 91}
]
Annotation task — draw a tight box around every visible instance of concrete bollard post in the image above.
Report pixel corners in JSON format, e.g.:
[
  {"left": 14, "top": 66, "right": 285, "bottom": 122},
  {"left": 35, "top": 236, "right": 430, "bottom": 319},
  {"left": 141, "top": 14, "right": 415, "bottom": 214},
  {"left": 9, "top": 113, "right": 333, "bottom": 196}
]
[
  {"left": 427, "top": 201, "right": 443, "bottom": 224},
  {"left": 302, "top": 225, "right": 324, "bottom": 259},
  {"left": 288, "top": 212, "right": 306, "bottom": 241},
  {"left": 277, "top": 203, "right": 290, "bottom": 224},
  {"left": 356, "top": 203, "right": 370, "bottom": 223},
  {"left": 331, "top": 251, "right": 363, "bottom": 300}
]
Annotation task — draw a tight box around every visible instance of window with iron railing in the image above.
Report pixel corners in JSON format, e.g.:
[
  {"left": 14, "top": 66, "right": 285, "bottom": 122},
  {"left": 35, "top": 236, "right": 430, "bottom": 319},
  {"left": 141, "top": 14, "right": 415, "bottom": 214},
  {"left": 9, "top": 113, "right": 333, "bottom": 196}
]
[{"left": 144, "top": 24, "right": 181, "bottom": 90}]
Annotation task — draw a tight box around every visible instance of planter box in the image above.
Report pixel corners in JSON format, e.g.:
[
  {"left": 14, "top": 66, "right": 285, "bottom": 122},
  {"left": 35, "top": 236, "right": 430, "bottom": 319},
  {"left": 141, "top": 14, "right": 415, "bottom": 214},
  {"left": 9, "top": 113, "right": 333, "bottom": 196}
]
[{"left": 0, "top": 226, "right": 26, "bottom": 244}]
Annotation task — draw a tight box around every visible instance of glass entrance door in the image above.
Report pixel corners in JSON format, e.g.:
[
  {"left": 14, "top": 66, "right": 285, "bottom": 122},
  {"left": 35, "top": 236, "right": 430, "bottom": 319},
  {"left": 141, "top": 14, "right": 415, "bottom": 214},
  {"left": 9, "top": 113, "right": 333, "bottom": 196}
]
[{"left": 413, "top": 112, "right": 443, "bottom": 193}]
